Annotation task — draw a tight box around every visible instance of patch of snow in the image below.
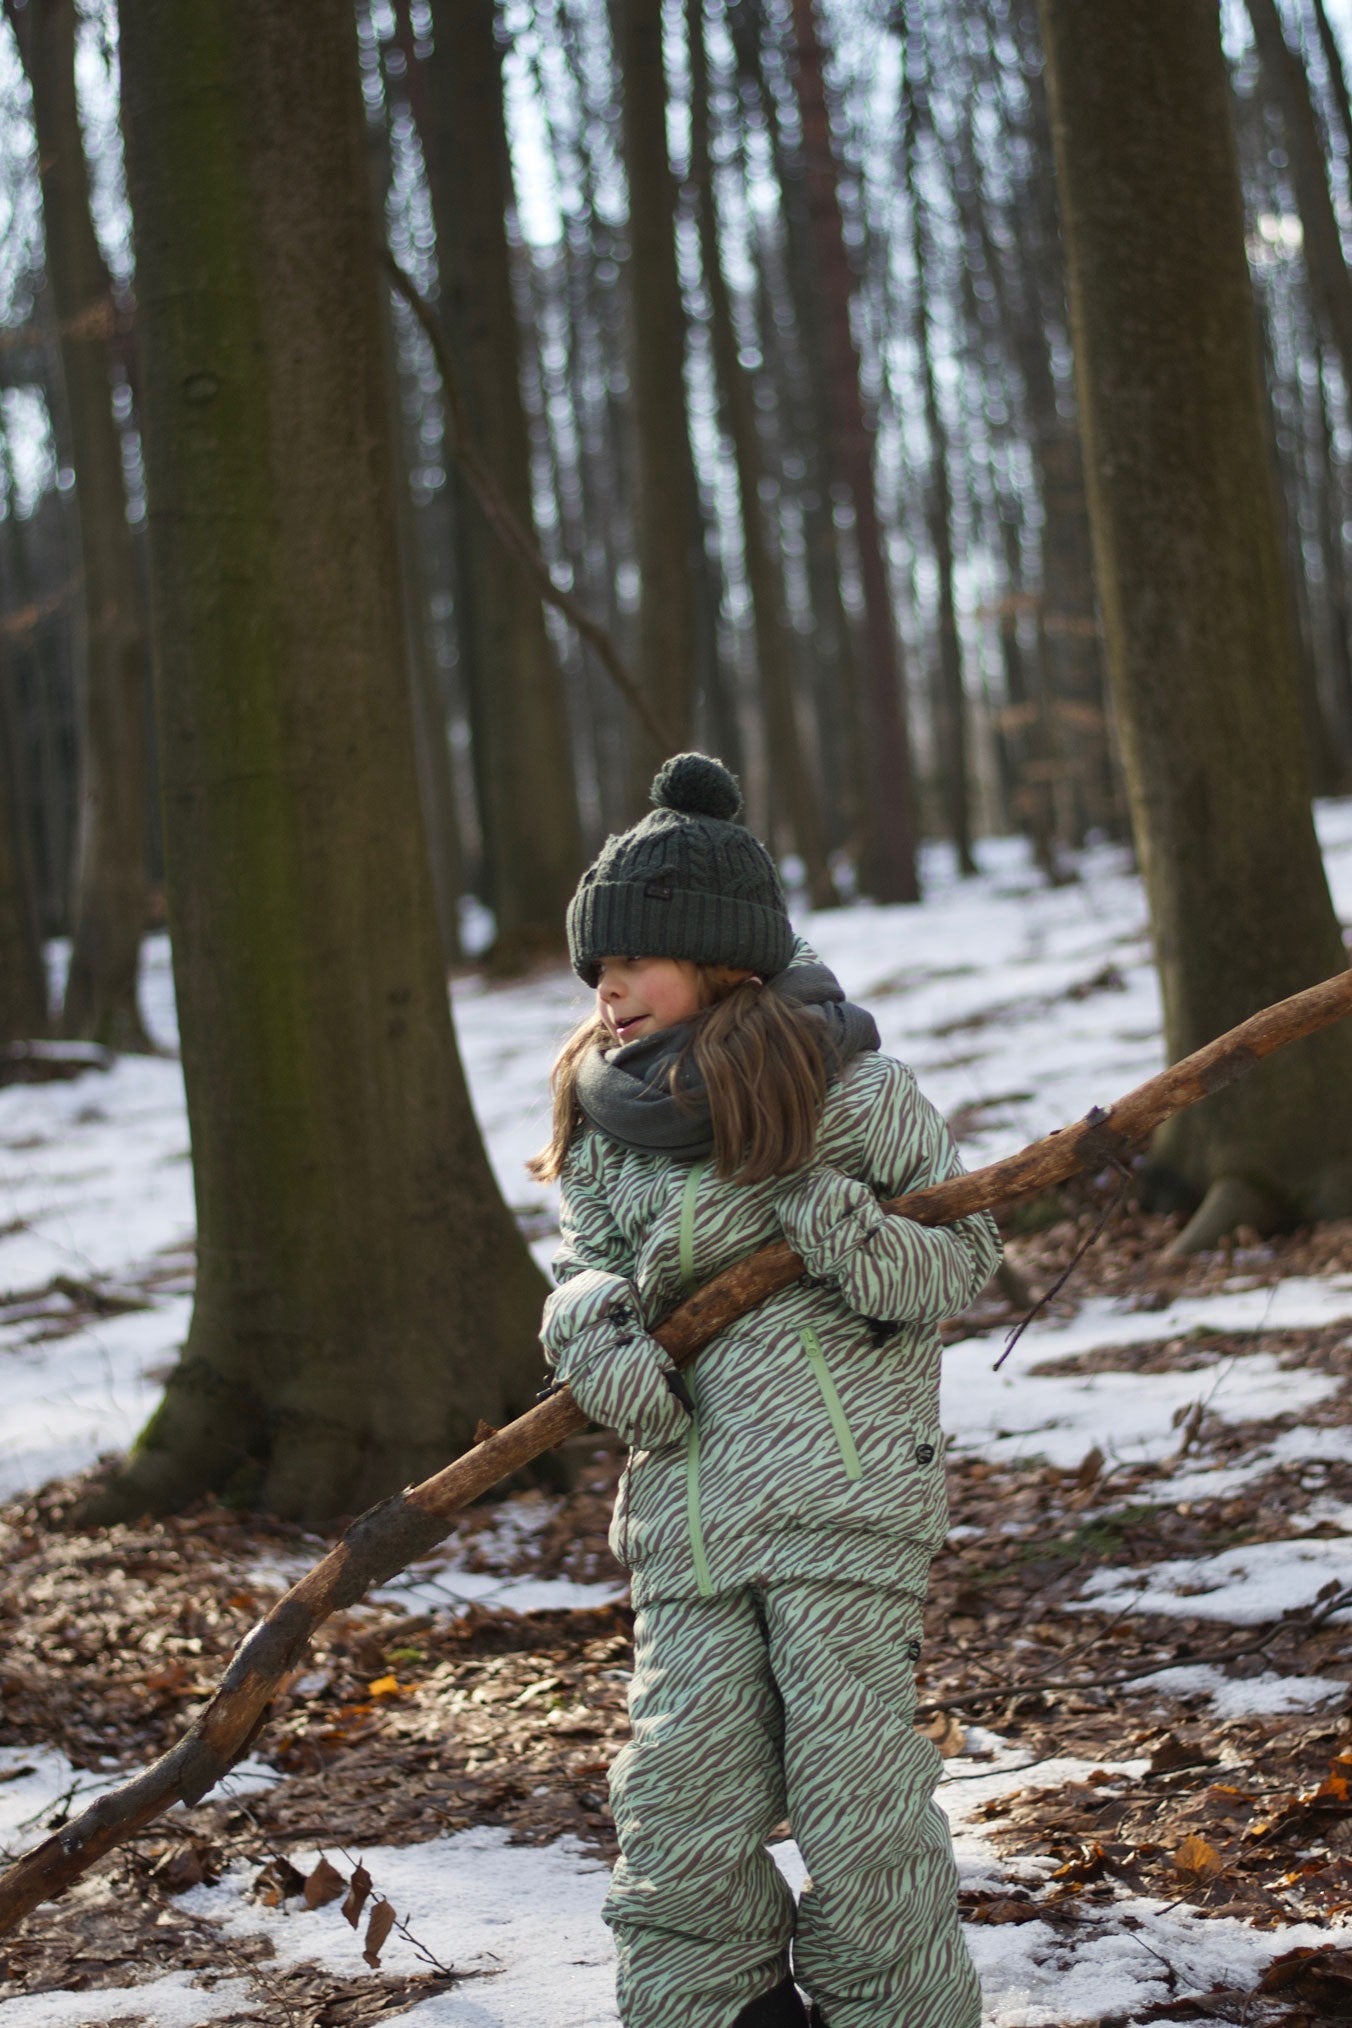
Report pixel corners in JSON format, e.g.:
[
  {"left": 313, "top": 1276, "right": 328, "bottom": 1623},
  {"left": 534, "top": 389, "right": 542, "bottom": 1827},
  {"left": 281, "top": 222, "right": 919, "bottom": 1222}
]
[
  {"left": 371, "top": 1562, "right": 628, "bottom": 1618},
  {"left": 181, "top": 1826, "right": 621, "bottom": 2025},
  {"left": 1074, "top": 1535, "right": 1352, "bottom": 1623},
  {"left": 0, "top": 1294, "right": 192, "bottom": 1501},
  {"left": 941, "top": 1281, "right": 1351, "bottom": 1472},
  {"left": 0, "top": 1974, "right": 257, "bottom": 2026},
  {"left": 1129, "top": 1665, "right": 1348, "bottom": 1717},
  {"left": 1156, "top": 1422, "right": 1352, "bottom": 1506},
  {"left": 965, "top": 1901, "right": 1337, "bottom": 2028}
]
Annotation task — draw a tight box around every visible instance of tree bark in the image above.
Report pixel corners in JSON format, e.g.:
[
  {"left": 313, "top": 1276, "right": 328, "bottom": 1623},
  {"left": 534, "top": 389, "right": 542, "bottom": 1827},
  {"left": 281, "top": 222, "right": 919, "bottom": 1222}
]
[
  {"left": 1246, "top": 0, "right": 1352, "bottom": 399},
  {"left": 788, "top": 0, "right": 919, "bottom": 902},
  {"left": 613, "top": 0, "right": 704, "bottom": 793},
  {"left": 729, "top": 0, "right": 871, "bottom": 866},
  {"left": 6, "top": 961, "right": 1351, "bottom": 1933},
  {"left": 0, "top": 642, "right": 47, "bottom": 1042},
  {"left": 1308, "top": 0, "right": 1352, "bottom": 167},
  {"left": 1040, "top": 0, "right": 1352, "bottom": 1247},
  {"left": 407, "top": 0, "right": 582, "bottom": 969},
  {"left": 96, "top": 0, "right": 551, "bottom": 1525},
  {"left": 906, "top": 88, "right": 976, "bottom": 877},
  {"left": 687, "top": 0, "right": 835, "bottom": 905},
  {"left": 8, "top": 0, "right": 150, "bottom": 1049}
]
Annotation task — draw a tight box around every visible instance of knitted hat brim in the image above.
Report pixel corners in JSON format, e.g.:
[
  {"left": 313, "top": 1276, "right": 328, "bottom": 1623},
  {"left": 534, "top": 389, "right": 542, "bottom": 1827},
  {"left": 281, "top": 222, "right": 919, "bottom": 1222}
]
[{"left": 568, "top": 881, "right": 795, "bottom": 987}]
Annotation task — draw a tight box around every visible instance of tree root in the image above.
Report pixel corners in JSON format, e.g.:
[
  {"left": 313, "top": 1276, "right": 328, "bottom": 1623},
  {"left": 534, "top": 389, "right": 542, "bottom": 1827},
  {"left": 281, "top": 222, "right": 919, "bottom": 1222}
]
[{"left": 1164, "top": 1174, "right": 1288, "bottom": 1257}]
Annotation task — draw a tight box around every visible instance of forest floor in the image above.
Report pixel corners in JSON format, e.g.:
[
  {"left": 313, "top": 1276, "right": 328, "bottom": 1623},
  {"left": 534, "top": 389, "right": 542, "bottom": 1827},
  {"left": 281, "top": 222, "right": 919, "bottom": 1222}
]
[{"left": 2, "top": 809, "right": 1352, "bottom": 2026}]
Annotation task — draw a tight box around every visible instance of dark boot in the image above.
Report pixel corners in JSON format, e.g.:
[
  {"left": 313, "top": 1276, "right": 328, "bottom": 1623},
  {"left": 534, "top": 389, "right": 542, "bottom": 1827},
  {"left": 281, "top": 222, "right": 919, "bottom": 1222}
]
[{"left": 732, "top": 1975, "right": 809, "bottom": 2027}]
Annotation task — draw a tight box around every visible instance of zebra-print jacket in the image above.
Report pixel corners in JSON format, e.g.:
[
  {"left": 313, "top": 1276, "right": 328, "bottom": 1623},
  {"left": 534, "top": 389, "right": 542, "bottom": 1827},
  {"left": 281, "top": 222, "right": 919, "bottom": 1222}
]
[{"left": 540, "top": 1043, "right": 1002, "bottom": 1610}]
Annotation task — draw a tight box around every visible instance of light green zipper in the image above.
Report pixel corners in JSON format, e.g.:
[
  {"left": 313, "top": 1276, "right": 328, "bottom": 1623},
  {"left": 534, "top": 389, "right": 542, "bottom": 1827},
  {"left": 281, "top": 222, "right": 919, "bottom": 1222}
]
[
  {"left": 800, "top": 1324, "right": 863, "bottom": 1482},
  {"left": 678, "top": 1161, "right": 714, "bottom": 1596}
]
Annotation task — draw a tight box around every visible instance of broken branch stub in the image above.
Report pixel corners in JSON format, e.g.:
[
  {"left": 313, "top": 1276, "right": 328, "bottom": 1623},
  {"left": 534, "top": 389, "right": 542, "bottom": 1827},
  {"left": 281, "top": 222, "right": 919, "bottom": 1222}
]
[{"left": 1, "top": 964, "right": 1349, "bottom": 1932}]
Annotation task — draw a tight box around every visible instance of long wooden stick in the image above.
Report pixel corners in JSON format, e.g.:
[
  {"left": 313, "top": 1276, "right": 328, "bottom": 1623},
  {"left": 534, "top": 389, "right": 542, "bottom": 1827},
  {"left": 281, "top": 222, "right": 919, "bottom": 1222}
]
[{"left": 2, "top": 964, "right": 1349, "bottom": 1932}]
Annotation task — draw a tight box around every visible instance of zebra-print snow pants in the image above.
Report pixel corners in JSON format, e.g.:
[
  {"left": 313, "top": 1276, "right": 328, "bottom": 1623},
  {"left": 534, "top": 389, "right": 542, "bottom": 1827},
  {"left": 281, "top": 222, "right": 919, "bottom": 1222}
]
[{"left": 604, "top": 1578, "right": 980, "bottom": 2028}]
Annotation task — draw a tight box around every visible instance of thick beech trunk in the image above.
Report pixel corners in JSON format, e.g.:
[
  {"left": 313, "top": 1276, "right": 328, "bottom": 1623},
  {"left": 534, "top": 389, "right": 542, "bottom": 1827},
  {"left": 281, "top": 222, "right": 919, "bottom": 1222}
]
[
  {"left": 1040, "top": 0, "right": 1352, "bottom": 1248},
  {"left": 789, "top": 0, "right": 919, "bottom": 901},
  {"left": 9, "top": 0, "right": 150, "bottom": 1048},
  {"left": 99, "top": 0, "right": 549, "bottom": 1524}
]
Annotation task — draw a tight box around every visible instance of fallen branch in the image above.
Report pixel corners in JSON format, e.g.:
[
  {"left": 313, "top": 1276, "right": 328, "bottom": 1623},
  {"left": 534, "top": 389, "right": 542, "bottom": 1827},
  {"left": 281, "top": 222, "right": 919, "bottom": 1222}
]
[{"left": 2, "top": 964, "right": 1349, "bottom": 1931}]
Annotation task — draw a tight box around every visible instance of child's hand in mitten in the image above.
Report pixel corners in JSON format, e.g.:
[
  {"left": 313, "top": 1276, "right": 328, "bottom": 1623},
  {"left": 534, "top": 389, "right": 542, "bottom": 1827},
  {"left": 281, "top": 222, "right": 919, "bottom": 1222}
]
[
  {"left": 540, "top": 1267, "right": 693, "bottom": 1449},
  {"left": 775, "top": 1166, "right": 890, "bottom": 1283},
  {"left": 775, "top": 1165, "right": 992, "bottom": 1325}
]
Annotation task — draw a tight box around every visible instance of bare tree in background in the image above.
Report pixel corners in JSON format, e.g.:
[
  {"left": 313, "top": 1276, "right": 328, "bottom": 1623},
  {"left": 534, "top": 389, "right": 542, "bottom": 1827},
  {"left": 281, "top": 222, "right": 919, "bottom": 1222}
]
[
  {"left": 7, "top": 0, "right": 149, "bottom": 1048},
  {"left": 789, "top": 0, "right": 919, "bottom": 901}
]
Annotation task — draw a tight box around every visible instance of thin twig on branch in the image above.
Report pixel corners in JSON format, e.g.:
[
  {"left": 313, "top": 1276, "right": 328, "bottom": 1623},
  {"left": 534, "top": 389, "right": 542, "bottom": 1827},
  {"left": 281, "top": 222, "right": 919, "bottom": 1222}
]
[
  {"left": 2, "top": 964, "right": 1350, "bottom": 1931},
  {"left": 381, "top": 252, "right": 676, "bottom": 756}
]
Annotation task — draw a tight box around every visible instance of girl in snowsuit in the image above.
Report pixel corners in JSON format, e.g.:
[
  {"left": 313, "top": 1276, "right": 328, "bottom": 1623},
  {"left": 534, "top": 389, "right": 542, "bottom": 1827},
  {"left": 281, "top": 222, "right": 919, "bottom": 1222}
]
[{"left": 530, "top": 754, "right": 1001, "bottom": 2028}]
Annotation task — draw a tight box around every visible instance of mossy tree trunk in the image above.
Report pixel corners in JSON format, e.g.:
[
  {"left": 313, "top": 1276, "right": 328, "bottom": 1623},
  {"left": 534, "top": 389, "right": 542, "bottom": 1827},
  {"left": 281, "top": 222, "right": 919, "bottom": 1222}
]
[
  {"left": 1040, "top": 0, "right": 1352, "bottom": 1250},
  {"left": 8, "top": 0, "right": 150, "bottom": 1050},
  {"left": 97, "top": 0, "right": 550, "bottom": 1524},
  {"left": 415, "top": 0, "right": 582, "bottom": 970}
]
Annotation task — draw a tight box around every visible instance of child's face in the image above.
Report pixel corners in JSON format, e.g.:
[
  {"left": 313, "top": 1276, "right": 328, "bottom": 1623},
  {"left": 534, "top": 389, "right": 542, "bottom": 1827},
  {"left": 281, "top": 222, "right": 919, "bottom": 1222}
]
[{"left": 595, "top": 955, "right": 703, "bottom": 1046}]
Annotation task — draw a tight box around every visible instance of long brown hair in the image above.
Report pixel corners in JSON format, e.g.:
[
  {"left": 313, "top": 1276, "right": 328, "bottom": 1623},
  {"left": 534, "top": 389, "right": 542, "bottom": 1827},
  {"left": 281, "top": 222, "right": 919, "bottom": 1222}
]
[{"left": 527, "top": 965, "right": 834, "bottom": 1184}]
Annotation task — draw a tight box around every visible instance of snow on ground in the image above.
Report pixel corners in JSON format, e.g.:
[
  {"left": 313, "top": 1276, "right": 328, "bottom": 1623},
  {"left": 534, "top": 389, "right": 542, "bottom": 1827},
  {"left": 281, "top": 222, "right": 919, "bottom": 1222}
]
[
  {"left": 942, "top": 1279, "right": 1352, "bottom": 1473},
  {"left": 1075, "top": 1534, "right": 1352, "bottom": 1624},
  {"left": 3, "top": 802, "right": 1351, "bottom": 2024}
]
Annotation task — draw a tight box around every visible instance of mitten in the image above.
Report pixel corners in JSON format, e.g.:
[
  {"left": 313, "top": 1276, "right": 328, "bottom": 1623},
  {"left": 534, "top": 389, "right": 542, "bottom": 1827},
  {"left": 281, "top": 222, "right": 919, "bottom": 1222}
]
[
  {"left": 775, "top": 1166, "right": 993, "bottom": 1324},
  {"left": 540, "top": 1267, "right": 693, "bottom": 1449}
]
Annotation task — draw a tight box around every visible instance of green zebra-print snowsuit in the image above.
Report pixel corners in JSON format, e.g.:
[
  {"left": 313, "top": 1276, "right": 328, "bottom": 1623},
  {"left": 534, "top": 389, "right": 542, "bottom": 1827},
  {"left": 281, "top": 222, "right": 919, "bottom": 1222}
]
[{"left": 541, "top": 1014, "right": 1001, "bottom": 2028}]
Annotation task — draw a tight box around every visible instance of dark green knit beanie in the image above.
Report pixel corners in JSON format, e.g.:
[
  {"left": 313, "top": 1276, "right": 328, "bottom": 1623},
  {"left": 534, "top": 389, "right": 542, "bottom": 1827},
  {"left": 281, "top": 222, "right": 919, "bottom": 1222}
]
[{"left": 567, "top": 754, "right": 795, "bottom": 986}]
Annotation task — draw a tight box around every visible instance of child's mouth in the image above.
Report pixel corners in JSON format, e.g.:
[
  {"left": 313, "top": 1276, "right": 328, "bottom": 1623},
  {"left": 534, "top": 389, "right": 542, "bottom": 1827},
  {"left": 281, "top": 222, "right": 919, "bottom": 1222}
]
[{"left": 614, "top": 1014, "right": 649, "bottom": 1040}]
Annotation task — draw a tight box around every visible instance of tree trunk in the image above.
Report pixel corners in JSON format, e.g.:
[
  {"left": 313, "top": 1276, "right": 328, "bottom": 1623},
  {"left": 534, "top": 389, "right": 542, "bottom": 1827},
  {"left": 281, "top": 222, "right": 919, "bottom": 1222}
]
[
  {"left": 788, "top": 0, "right": 919, "bottom": 902},
  {"left": 97, "top": 0, "right": 551, "bottom": 1525},
  {"left": 1040, "top": 0, "right": 1352, "bottom": 1247},
  {"left": 687, "top": 0, "right": 834, "bottom": 905},
  {"left": 411, "top": 0, "right": 581, "bottom": 969},
  {"left": 906, "top": 90, "right": 976, "bottom": 876},
  {"left": 1309, "top": 0, "right": 1352, "bottom": 167},
  {"left": 9, "top": 0, "right": 150, "bottom": 1049},
  {"left": 729, "top": 0, "right": 871, "bottom": 867},
  {"left": 1312, "top": 342, "right": 1352, "bottom": 782},
  {"left": 0, "top": 643, "right": 47, "bottom": 1042},
  {"left": 1246, "top": 0, "right": 1352, "bottom": 396},
  {"left": 613, "top": 0, "right": 703, "bottom": 793},
  {"left": 368, "top": 37, "right": 463, "bottom": 970}
]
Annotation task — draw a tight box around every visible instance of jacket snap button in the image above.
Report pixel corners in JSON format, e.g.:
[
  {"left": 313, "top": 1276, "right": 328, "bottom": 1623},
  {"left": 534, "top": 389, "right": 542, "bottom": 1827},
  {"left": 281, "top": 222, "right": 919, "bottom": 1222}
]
[{"left": 915, "top": 1442, "right": 935, "bottom": 1464}]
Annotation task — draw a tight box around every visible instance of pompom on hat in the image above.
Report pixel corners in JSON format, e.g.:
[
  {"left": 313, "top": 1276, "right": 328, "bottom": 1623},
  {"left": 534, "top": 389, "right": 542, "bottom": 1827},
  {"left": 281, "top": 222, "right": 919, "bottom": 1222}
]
[{"left": 566, "top": 754, "right": 795, "bottom": 986}]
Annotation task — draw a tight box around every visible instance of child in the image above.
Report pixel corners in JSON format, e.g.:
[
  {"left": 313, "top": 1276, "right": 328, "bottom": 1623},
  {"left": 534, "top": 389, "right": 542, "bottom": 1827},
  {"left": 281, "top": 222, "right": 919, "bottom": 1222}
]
[{"left": 529, "top": 754, "right": 1001, "bottom": 2028}]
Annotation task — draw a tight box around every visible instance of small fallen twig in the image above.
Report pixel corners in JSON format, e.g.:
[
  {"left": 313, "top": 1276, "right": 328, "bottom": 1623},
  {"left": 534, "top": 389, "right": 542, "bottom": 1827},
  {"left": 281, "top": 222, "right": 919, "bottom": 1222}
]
[
  {"left": 920, "top": 1579, "right": 1352, "bottom": 1715},
  {"left": 2, "top": 965, "right": 1350, "bottom": 1931}
]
